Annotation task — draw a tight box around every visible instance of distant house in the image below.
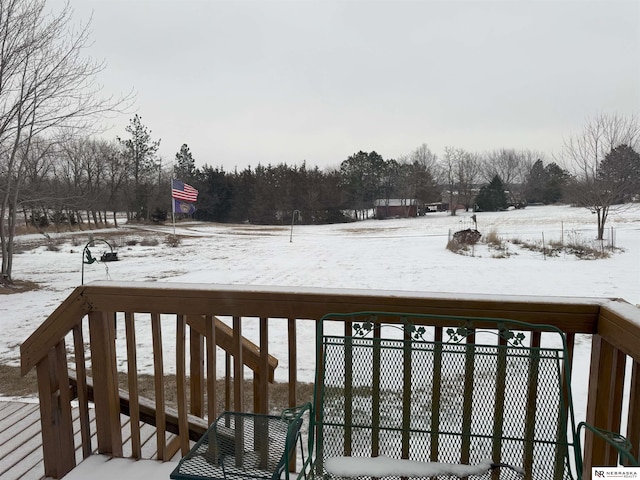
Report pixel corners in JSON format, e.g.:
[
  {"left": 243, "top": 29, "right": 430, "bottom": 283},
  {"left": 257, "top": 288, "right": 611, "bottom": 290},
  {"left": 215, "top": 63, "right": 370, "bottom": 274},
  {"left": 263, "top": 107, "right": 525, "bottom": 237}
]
[{"left": 374, "top": 198, "right": 418, "bottom": 219}]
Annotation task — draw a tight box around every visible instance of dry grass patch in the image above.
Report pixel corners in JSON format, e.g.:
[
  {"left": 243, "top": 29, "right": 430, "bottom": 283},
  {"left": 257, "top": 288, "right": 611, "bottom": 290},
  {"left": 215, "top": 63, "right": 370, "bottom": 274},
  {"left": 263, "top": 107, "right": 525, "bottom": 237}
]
[
  {"left": 0, "top": 279, "right": 41, "bottom": 294},
  {"left": 0, "top": 364, "right": 38, "bottom": 396},
  {"left": 0, "top": 362, "right": 314, "bottom": 416},
  {"left": 126, "top": 373, "right": 314, "bottom": 414}
]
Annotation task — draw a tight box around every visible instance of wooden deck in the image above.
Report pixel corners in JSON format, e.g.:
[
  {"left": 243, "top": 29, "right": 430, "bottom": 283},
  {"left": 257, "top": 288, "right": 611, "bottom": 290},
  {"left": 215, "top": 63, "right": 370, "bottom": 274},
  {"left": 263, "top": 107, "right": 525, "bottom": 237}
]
[{"left": 0, "top": 398, "right": 180, "bottom": 480}]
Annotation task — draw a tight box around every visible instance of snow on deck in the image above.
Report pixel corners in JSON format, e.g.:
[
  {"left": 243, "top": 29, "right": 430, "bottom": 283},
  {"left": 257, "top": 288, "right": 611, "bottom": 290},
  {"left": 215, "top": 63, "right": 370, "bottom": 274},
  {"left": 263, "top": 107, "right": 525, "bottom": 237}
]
[{"left": 0, "top": 397, "right": 180, "bottom": 480}]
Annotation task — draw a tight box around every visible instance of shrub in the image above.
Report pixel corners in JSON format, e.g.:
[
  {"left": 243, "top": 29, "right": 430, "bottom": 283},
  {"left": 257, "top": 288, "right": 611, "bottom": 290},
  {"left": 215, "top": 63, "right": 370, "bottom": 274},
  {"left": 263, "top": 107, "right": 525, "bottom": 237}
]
[
  {"left": 452, "top": 229, "right": 481, "bottom": 245},
  {"left": 140, "top": 237, "right": 160, "bottom": 247},
  {"left": 165, "top": 234, "right": 182, "bottom": 247}
]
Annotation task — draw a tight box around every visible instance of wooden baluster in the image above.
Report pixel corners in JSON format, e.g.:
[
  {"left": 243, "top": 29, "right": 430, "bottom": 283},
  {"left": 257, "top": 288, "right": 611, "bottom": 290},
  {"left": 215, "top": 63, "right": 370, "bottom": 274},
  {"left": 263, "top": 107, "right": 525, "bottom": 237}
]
[
  {"left": 124, "top": 312, "right": 141, "bottom": 459},
  {"left": 176, "top": 314, "right": 190, "bottom": 456},
  {"left": 288, "top": 318, "right": 297, "bottom": 408},
  {"left": 256, "top": 317, "right": 269, "bottom": 414},
  {"left": 189, "top": 317, "right": 205, "bottom": 417},
  {"left": 287, "top": 317, "right": 298, "bottom": 477},
  {"left": 151, "top": 313, "right": 166, "bottom": 461},
  {"left": 72, "top": 323, "right": 92, "bottom": 459},
  {"left": 206, "top": 315, "right": 217, "bottom": 422},
  {"left": 225, "top": 352, "right": 231, "bottom": 412},
  {"left": 233, "top": 316, "right": 243, "bottom": 412},
  {"left": 233, "top": 316, "right": 244, "bottom": 468},
  {"left": 314, "top": 318, "right": 325, "bottom": 478},
  {"left": 89, "top": 310, "right": 123, "bottom": 456},
  {"left": 255, "top": 317, "right": 270, "bottom": 470},
  {"left": 563, "top": 333, "right": 576, "bottom": 420}
]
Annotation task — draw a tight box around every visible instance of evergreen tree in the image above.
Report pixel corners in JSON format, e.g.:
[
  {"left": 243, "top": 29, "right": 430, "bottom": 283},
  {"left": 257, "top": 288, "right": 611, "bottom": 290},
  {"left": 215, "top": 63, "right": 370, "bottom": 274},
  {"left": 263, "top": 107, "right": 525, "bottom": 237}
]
[
  {"left": 475, "top": 175, "right": 507, "bottom": 212},
  {"left": 524, "top": 159, "right": 547, "bottom": 204},
  {"left": 524, "top": 160, "right": 570, "bottom": 205},
  {"left": 195, "top": 165, "right": 233, "bottom": 222},
  {"left": 598, "top": 144, "right": 640, "bottom": 203},
  {"left": 340, "top": 151, "right": 385, "bottom": 219},
  {"left": 174, "top": 144, "right": 197, "bottom": 181},
  {"left": 118, "top": 115, "right": 160, "bottom": 219},
  {"left": 543, "top": 163, "right": 571, "bottom": 204}
]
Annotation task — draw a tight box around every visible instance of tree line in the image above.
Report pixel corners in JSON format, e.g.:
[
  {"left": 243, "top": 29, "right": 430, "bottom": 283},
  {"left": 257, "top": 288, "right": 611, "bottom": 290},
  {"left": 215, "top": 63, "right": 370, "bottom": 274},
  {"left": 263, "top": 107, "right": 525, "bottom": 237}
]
[
  {"left": 6, "top": 114, "right": 640, "bottom": 233},
  {"left": 185, "top": 146, "right": 572, "bottom": 225}
]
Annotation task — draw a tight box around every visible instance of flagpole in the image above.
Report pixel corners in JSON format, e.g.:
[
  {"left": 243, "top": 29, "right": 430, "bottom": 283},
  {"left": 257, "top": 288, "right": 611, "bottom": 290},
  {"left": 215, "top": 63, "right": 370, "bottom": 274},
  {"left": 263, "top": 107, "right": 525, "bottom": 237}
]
[{"left": 171, "top": 178, "right": 176, "bottom": 235}]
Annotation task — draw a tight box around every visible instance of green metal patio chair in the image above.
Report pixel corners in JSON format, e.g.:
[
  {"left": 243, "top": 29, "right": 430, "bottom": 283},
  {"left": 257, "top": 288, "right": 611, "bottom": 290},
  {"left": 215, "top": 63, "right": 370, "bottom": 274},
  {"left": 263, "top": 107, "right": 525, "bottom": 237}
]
[
  {"left": 171, "top": 403, "right": 311, "bottom": 480},
  {"left": 306, "top": 311, "right": 638, "bottom": 480}
]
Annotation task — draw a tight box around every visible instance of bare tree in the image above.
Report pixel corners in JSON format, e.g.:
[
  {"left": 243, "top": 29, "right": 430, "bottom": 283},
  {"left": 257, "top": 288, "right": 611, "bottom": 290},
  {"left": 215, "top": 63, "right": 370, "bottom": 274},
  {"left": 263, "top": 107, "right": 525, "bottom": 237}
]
[
  {"left": 561, "top": 113, "right": 640, "bottom": 239},
  {"left": 439, "top": 147, "right": 479, "bottom": 215},
  {"left": 410, "top": 143, "right": 439, "bottom": 174},
  {"left": 0, "top": 0, "right": 131, "bottom": 284},
  {"left": 457, "top": 151, "right": 482, "bottom": 211},
  {"left": 100, "top": 140, "right": 128, "bottom": 227},
  {"left": 481, "top": 148, "right": 531, "bottom": 206},
  {"left": 17, "top": 136, "right": 57, "bottom": 228}
]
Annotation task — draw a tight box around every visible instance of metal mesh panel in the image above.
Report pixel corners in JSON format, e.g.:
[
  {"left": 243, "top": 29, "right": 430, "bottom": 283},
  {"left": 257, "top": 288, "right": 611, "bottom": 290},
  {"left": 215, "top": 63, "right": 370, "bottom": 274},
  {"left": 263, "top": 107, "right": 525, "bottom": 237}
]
[
  {"left": 172, "top": 413, "right": 298, "bottom": 480},
  {"left": 317, "top": 328, "right": 573, "bottom": 480}
]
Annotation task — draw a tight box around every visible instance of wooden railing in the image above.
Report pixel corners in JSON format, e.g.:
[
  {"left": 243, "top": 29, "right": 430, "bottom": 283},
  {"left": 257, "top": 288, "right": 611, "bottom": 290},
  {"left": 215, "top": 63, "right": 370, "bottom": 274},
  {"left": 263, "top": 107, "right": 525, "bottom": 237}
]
[{"left": 20, "top": 281, "right": 640, "bottom": 479}]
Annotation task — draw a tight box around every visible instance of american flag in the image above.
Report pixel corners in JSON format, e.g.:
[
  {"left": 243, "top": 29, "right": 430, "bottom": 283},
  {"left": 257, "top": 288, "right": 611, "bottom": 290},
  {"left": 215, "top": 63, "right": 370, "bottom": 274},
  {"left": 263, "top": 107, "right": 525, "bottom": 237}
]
[{"left": 172, "top": 179, "right": 198, "bottom": 203}]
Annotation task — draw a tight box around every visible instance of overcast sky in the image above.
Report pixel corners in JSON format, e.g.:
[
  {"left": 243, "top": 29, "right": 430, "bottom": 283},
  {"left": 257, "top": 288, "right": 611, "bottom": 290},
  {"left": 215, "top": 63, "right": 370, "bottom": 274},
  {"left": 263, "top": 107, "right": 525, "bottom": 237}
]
[{"left": 51, "top": 0, "right": 639, "bottom": 171}]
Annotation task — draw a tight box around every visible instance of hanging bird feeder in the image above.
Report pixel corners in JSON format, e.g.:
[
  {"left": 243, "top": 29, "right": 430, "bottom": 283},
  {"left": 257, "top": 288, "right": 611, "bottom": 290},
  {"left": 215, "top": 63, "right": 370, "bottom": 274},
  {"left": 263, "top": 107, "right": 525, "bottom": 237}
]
[{"left": 82, "top": 238, "right": 118, "bottom": 284}]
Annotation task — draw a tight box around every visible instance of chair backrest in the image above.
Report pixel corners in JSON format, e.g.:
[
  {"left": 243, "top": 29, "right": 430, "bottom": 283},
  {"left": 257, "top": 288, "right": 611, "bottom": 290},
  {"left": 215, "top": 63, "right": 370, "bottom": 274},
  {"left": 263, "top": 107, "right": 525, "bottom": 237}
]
[{"left": 313, "top": 312, "right": 578, "bottom": 480}]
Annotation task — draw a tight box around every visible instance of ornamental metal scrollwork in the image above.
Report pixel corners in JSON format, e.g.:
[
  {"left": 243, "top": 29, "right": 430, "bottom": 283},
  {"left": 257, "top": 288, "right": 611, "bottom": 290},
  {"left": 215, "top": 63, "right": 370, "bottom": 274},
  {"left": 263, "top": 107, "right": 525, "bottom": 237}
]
[
  {"left": 353, "top": 321, "right": 375, "bottom": 336},
  {"left": 446, "top": 326, "right": 475, "bottom": 343},
  {"left": 352, "top": 317, "right": 427, "bottom": 340},
  {"left": 499, "top": 325, "right": 527, "bottom": 346},
  {"left": 446, "top": 322, "right": 527, "bottom": 347}
]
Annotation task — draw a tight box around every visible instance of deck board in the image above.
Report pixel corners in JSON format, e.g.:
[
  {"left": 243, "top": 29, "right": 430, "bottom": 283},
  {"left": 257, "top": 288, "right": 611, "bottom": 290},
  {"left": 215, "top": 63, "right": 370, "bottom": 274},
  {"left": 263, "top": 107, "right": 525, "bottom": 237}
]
[{"left": 0, "top": 398, "right": 182, "bottom": 480}]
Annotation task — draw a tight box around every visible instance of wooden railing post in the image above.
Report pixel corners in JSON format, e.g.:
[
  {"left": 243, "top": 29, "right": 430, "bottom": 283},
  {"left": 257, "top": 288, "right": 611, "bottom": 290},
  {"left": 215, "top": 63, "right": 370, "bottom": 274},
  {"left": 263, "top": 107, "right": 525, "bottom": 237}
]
[
  {"left": 36, "top": 341, "right": 76, "bottom": 478},
  {"left": 88, "top": 310, "right": 123, "bottom": 456},
  {"left": 584, "top": 335, "right": 626, "bottom": 470},
  {"left": 627, "top": 361, "right": 640, "bottom": 464}
]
